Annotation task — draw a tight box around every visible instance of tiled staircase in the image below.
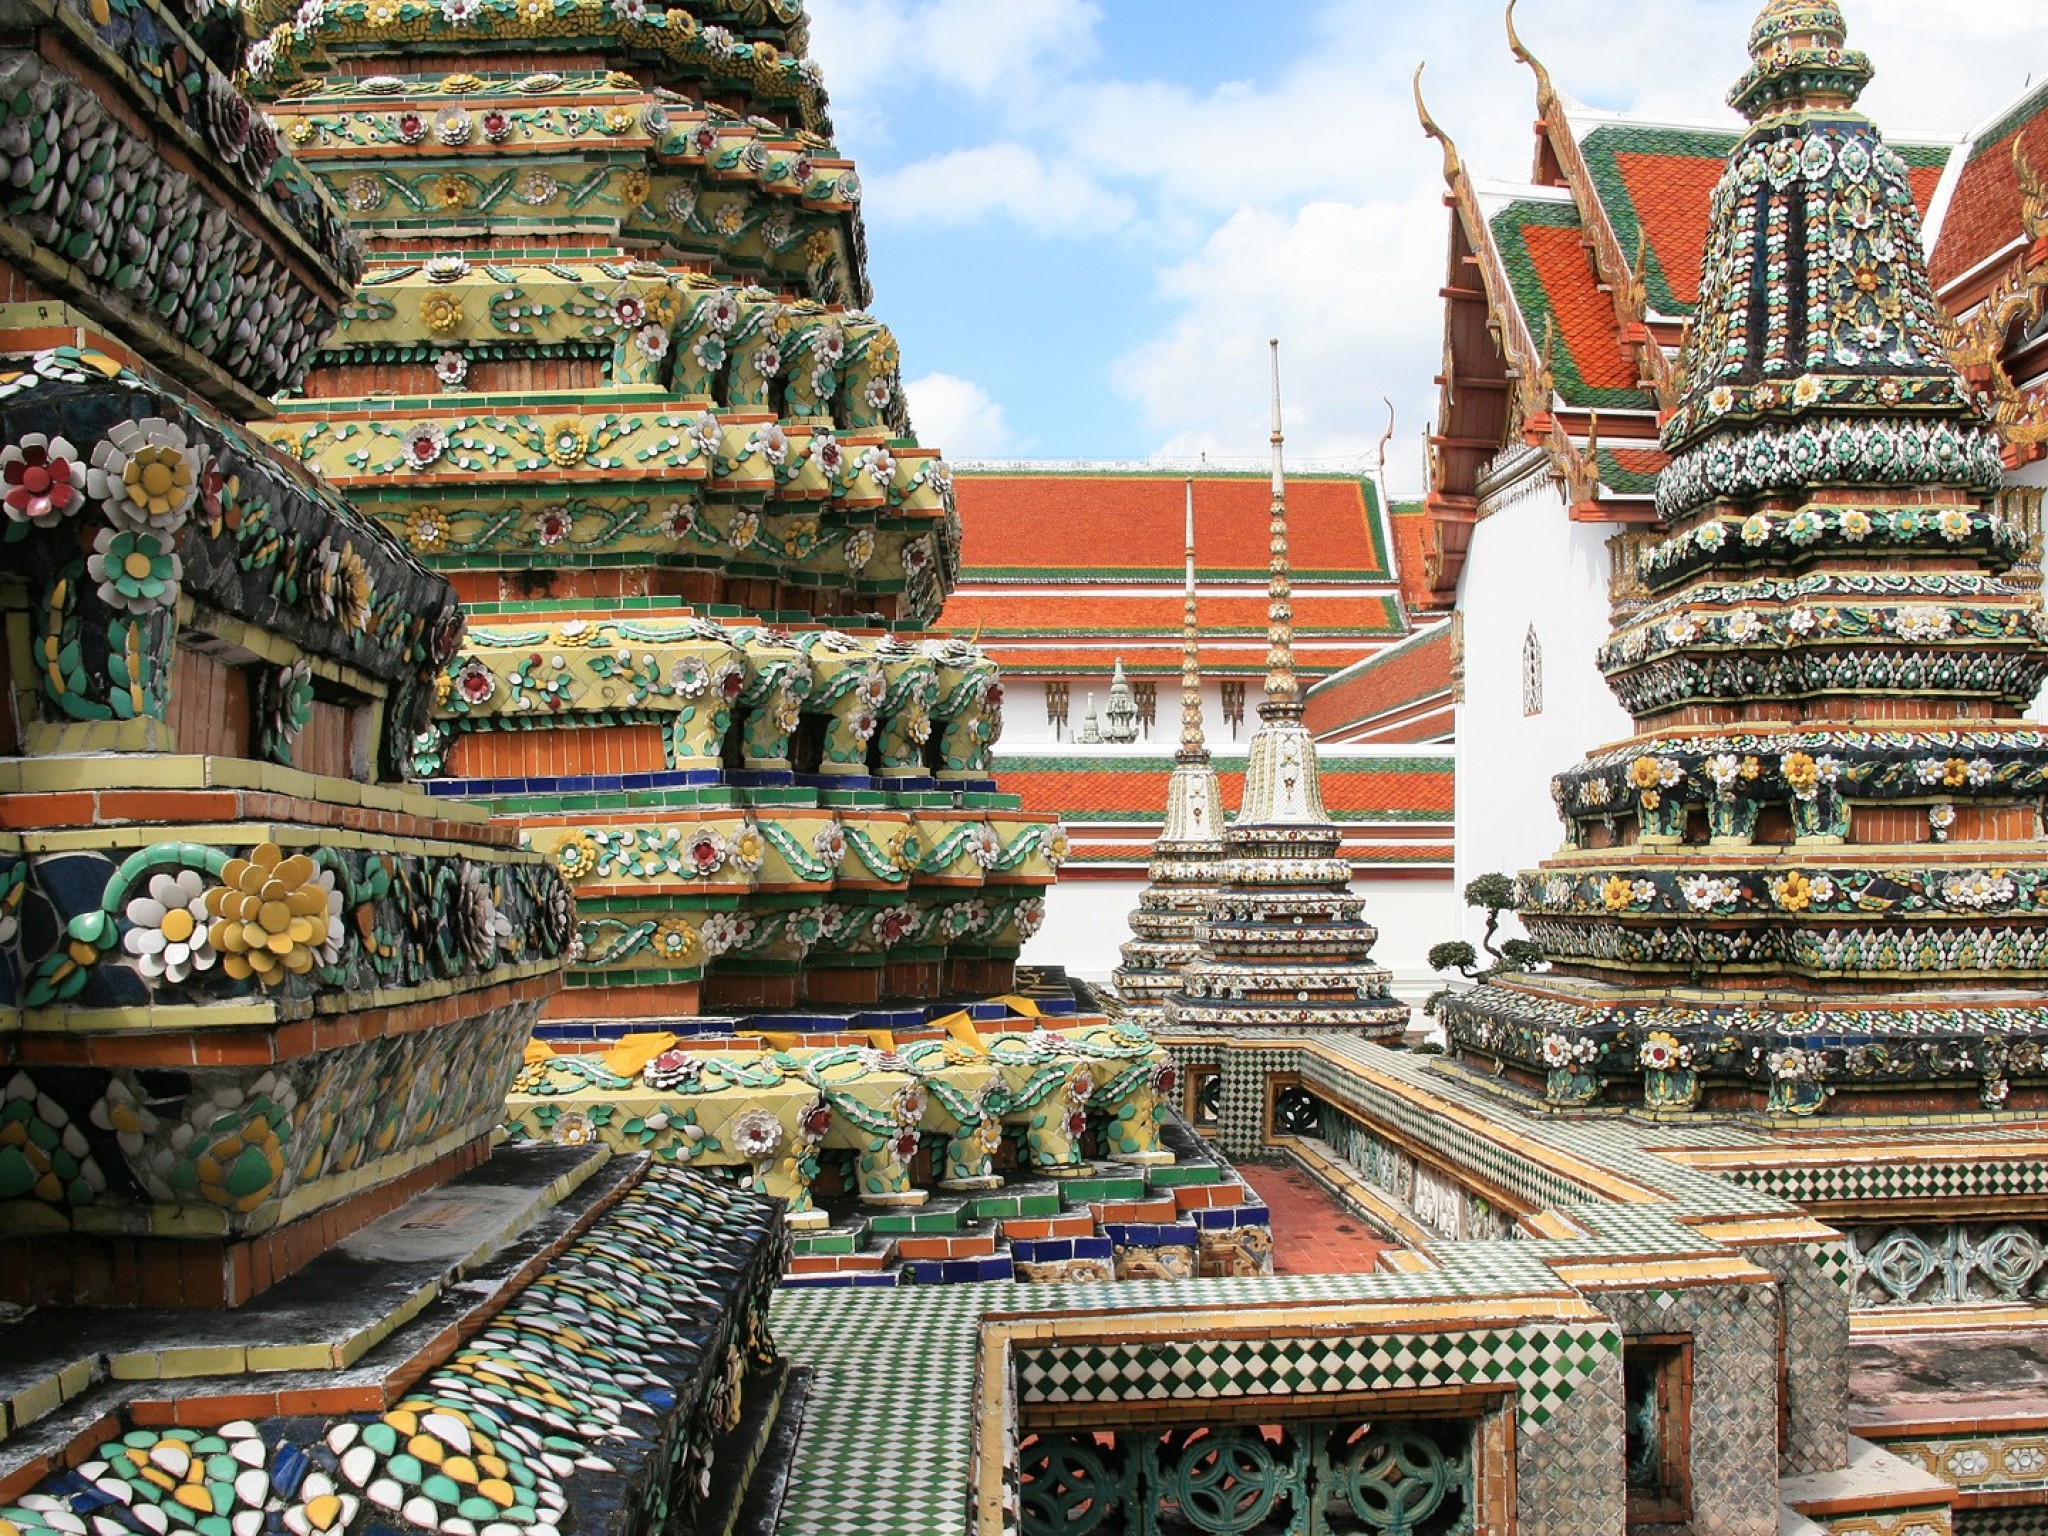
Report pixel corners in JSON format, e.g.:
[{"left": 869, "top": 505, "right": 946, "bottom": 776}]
[{"left": 781, "top": 1144, "right": 1274, "bottom": 1289}]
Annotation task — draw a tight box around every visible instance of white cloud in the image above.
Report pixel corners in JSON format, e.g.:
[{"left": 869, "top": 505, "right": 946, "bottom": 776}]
[
  {"left": 907, "top": 372, "right": 1018, "bottom": 458},
  {"left": 807, "top": 0, "right": 1100, "bottom": 133},
  {"left": 810, "top": 0, "right": 2048, "bottom": 483},
  {"left": 1116, "top": 190, "right": 1447, "bottom": 481},
  {"left": 867, "top": 143, "right": 1133, "bottom": 234}
]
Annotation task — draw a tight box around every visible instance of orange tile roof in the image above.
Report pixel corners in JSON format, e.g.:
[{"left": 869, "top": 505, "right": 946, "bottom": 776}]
[
  {"left": 1304, "top": 624, "right": 1455, "bottom": 741},
  {"left": 1388, "top": 500, "right": 1440, "bottom": 615},
  {"left": 993, "top": 758, "right": 1455, "bottom": 820},
  {"left": 1932, "top": 84, "right": 2048, "bottom": 289},
  {"left": 1522, "top": 221, "right": 1639, "bottom": 391},
  {"left": 954, "top": 472, "right": 1393, "bottom": 581},
  {"left": 1613, "top": 149, "right": 1727, "bottom": 309}
]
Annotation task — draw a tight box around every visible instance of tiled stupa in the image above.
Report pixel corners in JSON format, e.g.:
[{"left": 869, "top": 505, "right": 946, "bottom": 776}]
[
  {"left": 1442, "top": 0, "right": 2048, "bottom": 1115},
  {"left": 1165, "top": 346, "right": 1408, "bottom": 1036},
  {"left": 241, "top": 0, "right": 1065, "bottom": 1024},
  {"left": 1112, "top": 483, "right": 1229, "bottom": 1024}
]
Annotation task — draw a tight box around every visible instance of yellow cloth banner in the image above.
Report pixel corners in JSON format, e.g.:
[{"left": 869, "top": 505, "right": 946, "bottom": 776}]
[
  {"left": 601, "top": 1032, "right": 679, "bottom": 1079},
  {"left": 993, "top": 994, "right": 1043, "bottom": 1020},
  {"left": 522, "top": 1038, "right": 557, "bottom": 1064},
  {"left": 931, "top": 1010, "right": 987, "bottom": 1055}
]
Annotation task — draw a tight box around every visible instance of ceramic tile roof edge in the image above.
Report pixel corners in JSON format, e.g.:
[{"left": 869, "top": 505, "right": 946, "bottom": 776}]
[
  {"left": 1306, "top": 619, "right": 1454, "bottom": 695},
  {"left": 1471, "top": 175, "right": 1576, "bottom": 216},
  {"left": 1556, "top": 91, "right": 1962, "bottom": 155}
]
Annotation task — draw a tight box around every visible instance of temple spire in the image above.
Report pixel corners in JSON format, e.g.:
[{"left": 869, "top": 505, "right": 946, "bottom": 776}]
[
  {"left": 1263, "top": 339, "right": 1299, "bottom": 718},
  {"left": 1178, "top": 479, "right": 1207, "bottom": 762}
]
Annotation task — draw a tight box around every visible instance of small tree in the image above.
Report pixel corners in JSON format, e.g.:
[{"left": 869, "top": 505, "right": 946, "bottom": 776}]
[{"left": 1425, "top": 873, "right": 1543, "bottom": 1016}]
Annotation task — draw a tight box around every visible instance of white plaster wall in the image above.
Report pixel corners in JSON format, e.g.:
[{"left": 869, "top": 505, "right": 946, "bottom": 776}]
[
  {"left": 1453, "top": 454, "right": 1634, "bottom": 951},
  {"left": 999, "top": 679, "right": 1249, "bottom": 749},
  {"left": 1026, "top": 872, "right": 1455, "bottom": 1010}
]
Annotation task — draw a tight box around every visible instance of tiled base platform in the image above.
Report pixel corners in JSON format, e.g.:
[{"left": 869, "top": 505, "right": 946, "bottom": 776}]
[
  {"left": 781, "top": 1121, "right": 1274, "bottom": 1288},
  {"left": 0, "top": 1152, "right": 785, "bottom": 1536}
]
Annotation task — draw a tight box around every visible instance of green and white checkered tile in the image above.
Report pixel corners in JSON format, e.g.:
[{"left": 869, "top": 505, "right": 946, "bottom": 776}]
[
  {"left": 773, "top": 1288, "right": 988, "bottom": 1536},
  {"left": 1804, "top": 1238, "right": 1853, "bottom": 1291},
  {"left": 1015, "top": 1324, "right": 1617, "bottom": 1427}
]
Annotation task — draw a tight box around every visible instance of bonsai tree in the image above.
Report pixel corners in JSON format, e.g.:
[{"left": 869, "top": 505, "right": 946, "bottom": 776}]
[{"left": 1425, "top": 873, "right": 1543, "bottom": 1017}]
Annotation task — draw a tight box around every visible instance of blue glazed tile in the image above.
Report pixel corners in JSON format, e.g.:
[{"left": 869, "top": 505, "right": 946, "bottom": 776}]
[
  {"left": 1010, "top": 1238, "right": 1073, "bottom": 1263},
  {"left": 1070, "top": 1236, "right": 1114, "bottom": 1260}
]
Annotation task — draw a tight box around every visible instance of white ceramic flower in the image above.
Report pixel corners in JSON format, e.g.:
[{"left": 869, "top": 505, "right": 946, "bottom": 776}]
[
  {"left": 732, "top": 1108, "right": 782, "bottom": 1161},
  {"left": 123, "top": 870, "right": 217, "bottom": 983}
]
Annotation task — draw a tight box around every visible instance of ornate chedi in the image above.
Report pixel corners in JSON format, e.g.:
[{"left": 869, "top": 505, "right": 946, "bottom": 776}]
[
  {"left": 1101, "top": 656, "right": 1139, "bottom": 743},
  {"left": 241, "top": 0, "right": 1064, "bottom": 1023},
  {"left": 1112, "top": 483, "right": 1229, "bottom": 1024},
  {"left": 0, "top": 0, "right": 578, "bottom": 1303},
  {"left": 1165, "top": 345, "right": 1408, "bottom": 1036},
  {"left": 1441, "top": 0, "right": 2048, "bottom": 1116}
]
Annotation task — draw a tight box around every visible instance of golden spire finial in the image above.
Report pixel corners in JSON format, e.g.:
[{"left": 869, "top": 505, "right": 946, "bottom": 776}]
[
  {"left": 1413, "top": 64, "right": 1462, "bottom": 184},
  {"left": 1263, "top": 338, "right": 1299, "bottom": 715},
  {"left": 1178, "top": 478, "right": 1207, "bottom": 761},
  {"left": 1505, "top": 0, "right": 1557, "bottom": 112}
]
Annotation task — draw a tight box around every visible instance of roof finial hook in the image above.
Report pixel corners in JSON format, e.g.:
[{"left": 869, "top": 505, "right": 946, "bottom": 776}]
[
  {"left": 1376, "top": 398, "right": 1397, "bottom": 477},
  {"left": 1413, "top": 63, "right": 1462, "bottom": 184},
  {"left": 1505, "top": 0, "right": 1557, "bottom": 112}
]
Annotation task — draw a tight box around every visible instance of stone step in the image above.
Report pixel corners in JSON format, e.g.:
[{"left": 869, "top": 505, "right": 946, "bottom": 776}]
[
  {"left": 1146, "top": 1164, "right": 1226, "bottom": 1188},
  {"left": 1057, "top": 1176, "right": 1149, "bottom": 1205},
  {"left": 1170, "top": 1182, "right": 1245, "bottom": 1213},
  {"left": 790, "top": 1225, "right": 868, "bottom": 1256},
  {"left": 895, "top": 1234, "right": 999, "bottom": 1261},
  {"left": 1001, "top": 1213, "right": 1099, "bottom": 1241},
  {"left": 903, "top": 1255, "right": 1015, "bottom": 1284},
  {"left": 965, "top": 1191, "right": 1063, "bottom": 1220},
  {"left": 1089, "top": 1197, "right": 1181, "bottom": 1225},
  {"left": 868, "top": 1207, "right": 971, "bottom": 1235},
  {"left": 786, "top": 1250, "right": 894, "bottom": 1276}
]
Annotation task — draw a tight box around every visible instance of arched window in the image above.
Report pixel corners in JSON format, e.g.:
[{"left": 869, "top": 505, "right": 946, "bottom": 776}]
[{"left": 1522, "top": 626, "right": 1543, "bottom": 717}]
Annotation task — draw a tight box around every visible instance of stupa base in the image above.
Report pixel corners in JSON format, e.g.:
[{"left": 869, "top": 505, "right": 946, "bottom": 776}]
[{"left": 1444, "top": 974, "right": 2048, "bottom": 1116}]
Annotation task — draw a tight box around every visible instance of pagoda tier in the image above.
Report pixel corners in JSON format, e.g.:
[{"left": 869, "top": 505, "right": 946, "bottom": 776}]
[
  {"left": 1442, "top": 0, "right": 2048, "bottom": 1116},
  {"left": 242, "top": 5, "right": 1067, "bottom": 1020},
  {"left": 1114, "top": 484, "right": 1229, "bottom": 1022},
  {"left": 1165, "top": 348, "right": 1407, "bottom": 1038}
]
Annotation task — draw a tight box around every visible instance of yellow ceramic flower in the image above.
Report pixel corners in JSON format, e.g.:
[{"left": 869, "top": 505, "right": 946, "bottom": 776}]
[
  {"left": 713, "top": 202, "right": 744, "bottom": 236},
  {"left": 439, "top": 72, "right": 483, "bottom": 92},
  {"left": 365, "top": 0, "right": 398, "bottom": 25},
  {"left": 619, "top": 170, "right": 651, "bottom": 208},
  {"left": 405, "top": 506, "right": 448, "bottom": 550},
  {"left": 1782, "top": 753, "right": 1820, "bottom": 796},
  {"left": 337, "top": 543, "right": 374, "bottom": 633},
  {"left": 1772, "top": 872, "right": 1814, "bottom": 912},
  {"left": 203, "top": 843, "right": 341, "bottom": 985},
  {"left": 548, "top": 424, "right": 589, "bottom": 466},
  {"left": 421, "top": 294, "right": 465, "bottom": 336},
  {"left": 603, "top": 106, "right": 635, "bottom": 133},
  {"left": 287, "top": 119, "right": 315, "bottom": 145},
  {"left": 430, "top": 173, "right": 474, "bottom": 210},
  {"left": 1600, "top": 875, "right": 1636, "bottom": 912},
  {"left": 555, "top": 834, "right": 600, "bottom": 881},
  {"left": 652, "top": 918, "right": 702, "bottom": 964},
  {"left": 1629, "top": 757, "right": 1663, "bottom": 790}
]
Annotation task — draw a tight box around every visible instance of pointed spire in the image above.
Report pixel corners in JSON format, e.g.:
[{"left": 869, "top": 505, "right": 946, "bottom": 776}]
[
  {"left": 1263, "top": 339, "right": 1299, "bottom": 719},
  {"left": 1178, "top": 478, "right": 1207, "bottom": 763}
]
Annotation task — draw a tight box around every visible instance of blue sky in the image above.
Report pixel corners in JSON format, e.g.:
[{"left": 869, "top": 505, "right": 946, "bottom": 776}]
[{"left": 805, "top": 0, "right": 2048, "bottom": 488}]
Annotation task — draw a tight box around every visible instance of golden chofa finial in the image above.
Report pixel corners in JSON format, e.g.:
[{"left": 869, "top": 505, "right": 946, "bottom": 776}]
[
  {"left": 1263, "top": 338, "right": 1299, "bottom": 713},
  {"left": 1413, "top": 63, "right": 1461, "bottom": 184},
  {"left": 1505, "top": 0, "right": 1557, "bottom": 113},
  {"left": 1376, "top": 397, "right": 1397, "bottom": 477}
]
